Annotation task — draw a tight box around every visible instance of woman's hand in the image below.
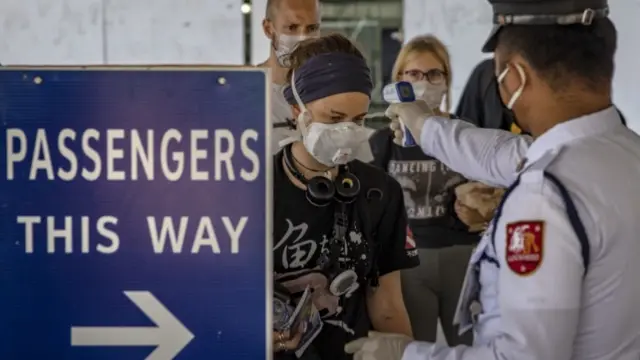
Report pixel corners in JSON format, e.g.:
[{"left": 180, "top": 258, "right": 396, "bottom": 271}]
[
  {"left": 454, "top": 182, "right": 505, "bottom": 232},
  {"left": 454, "top": 200, "right": 487, "bottom": 232},
  {"left": 273, "top": 328, "right": 303, "bottom": 353}
]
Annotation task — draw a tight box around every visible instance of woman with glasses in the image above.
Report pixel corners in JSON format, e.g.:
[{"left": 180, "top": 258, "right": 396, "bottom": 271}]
[{"left": 369, "top": 35, "right": 480, "bottom": 346}]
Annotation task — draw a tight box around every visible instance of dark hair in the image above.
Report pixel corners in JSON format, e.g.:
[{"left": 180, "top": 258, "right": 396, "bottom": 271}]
[
  {"left": 286, "top": 34, "right": 366, "bottom": 83},
  {"left": 496, "top": 17, "right": 617, "bottom": 91}
]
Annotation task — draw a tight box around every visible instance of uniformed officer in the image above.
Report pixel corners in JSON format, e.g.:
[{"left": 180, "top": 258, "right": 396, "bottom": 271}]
[{"left": 344, "top": 1, "right": 640, "bottom": 359}]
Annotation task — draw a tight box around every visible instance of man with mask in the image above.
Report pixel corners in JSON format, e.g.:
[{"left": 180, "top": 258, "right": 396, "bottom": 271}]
[
  {"left": 456, "top": 57, "right": 627, "bottom": 135},
  {"left": 344, "top": 1, "right": 640, "bottom": 359},
  {"left": 258, "top": 0, "right": 321, "bottom": 153}
]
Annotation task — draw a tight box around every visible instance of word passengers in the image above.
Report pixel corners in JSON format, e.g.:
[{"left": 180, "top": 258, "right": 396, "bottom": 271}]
[{"left": 4, "top": 128, "right": 261, "bottom": 181}]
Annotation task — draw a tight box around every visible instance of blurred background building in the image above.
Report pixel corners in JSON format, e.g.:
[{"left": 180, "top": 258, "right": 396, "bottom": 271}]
[{"left": 1, "top": 0, "right": 639, "bottom": 131}]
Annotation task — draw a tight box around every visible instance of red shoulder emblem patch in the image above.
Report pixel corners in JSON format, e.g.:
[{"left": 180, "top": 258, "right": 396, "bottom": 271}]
[{"left": 505, "top": 221, "right": 544, "bottom": 276}]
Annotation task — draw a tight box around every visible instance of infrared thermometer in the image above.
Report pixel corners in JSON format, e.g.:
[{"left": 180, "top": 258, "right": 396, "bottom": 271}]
[{"left": 382, "top": 81, "right": 423, "bottom": 147}]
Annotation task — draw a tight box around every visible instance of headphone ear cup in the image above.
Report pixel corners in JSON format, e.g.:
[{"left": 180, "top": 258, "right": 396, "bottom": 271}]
[
  {"left": 306, "top": 176, "right": 335, "bottom": 207},
  {"left": 335, "top": 172, "right": 360, "bottom": 203}
]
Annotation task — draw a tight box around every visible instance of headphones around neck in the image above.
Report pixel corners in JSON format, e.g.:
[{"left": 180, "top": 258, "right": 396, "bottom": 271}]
[{"left": 283, "top": 143, "right": 360, "bottom": 207}]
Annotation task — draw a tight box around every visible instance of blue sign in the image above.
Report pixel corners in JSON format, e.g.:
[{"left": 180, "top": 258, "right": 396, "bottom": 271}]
[{"left": 0, "top": 68, "right": 270, "bottom": 359}]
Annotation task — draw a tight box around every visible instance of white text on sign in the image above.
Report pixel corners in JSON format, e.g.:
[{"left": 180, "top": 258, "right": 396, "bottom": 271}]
[
  {"left": 5, "top": 127, "right": 262, "bottom": 255},
  {"left": 4, "top": 128, "right": 260, "bottom": 181},
  {"left": 16, "top": 216, "right": 247, "bottom": 254}
]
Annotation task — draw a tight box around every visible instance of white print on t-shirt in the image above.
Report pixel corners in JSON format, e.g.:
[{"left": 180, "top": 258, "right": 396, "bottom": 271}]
[
  {"left": 274, "top": 219, "right": 319, "bottom": 269},
  {"left": 274, "top": 218, "right": 367, "bottom": 335},
  {"left": 278, "top": 269, "right": 342, "bottom": 317},
  {"left": 388, "top": 160, "right": 465, "bottom": 220}
]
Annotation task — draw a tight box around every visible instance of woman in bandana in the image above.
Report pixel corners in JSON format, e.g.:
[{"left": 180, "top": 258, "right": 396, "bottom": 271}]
[{"left": 272, "top": 34, "right": 418, "bottom": 360}]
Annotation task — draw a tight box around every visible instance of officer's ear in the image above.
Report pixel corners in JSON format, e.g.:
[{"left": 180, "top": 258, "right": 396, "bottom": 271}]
[
  {"left": 506, "top": 53, "right": 529, "bottom": 79},
  {"left": 500, "top": 57, "right": 531, "bottom": 92},
  {"left": 519, "top": 60, "right": 542, "bottom": 93},
  {"left": 495, "top": 48, "right": 527, "bottom": 81}
]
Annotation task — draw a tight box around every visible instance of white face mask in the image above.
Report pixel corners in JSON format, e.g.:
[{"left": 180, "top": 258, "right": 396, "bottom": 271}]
[
  {"left": 300, "top": 120, "right": 371, "bottom": 167},
  {"left": 411, "top": 80, "right": 447, "bottom": 110},
  {"left": 273, "top": 33, "right": 308, "bottom": 67},
  {"left": 497, "top": 64, "right": 527, "bottom": 110},
  {"left": 288, "top": 70, "right": 372, "bottom": 166}
]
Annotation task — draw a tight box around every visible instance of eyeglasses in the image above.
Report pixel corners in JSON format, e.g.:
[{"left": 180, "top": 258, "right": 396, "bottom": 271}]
[{"left": 401, "top": 68, "right": 447, "bottom": 85}]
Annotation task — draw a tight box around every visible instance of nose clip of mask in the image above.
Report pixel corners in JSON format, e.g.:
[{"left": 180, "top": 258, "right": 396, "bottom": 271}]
[
  {"left": 383, "top": 81, "right": 422, "bottom": 147},
  {"left": 335, "top": 171, "right": 360, "bottom": 203}
]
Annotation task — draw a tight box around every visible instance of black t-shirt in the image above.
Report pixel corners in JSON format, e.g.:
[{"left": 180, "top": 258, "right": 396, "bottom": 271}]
[
  {"left": 368, "top": 127, "right": 479, "bottom": 248},
  {"left": 454, "top": 58, "right": 517, "bottom": 131},
  {"left": 273, "top": 150, "right": 419, "bottom": 360}
]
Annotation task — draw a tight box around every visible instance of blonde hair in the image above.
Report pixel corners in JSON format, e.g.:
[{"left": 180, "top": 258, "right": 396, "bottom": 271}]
[{"left": 391, "top": 35, "right": 452, "bottom": 111}]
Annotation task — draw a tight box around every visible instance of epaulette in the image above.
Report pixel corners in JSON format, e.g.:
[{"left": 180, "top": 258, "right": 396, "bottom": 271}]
[{"left": 519, "top": 146, "right": 564, "bottom": 175}]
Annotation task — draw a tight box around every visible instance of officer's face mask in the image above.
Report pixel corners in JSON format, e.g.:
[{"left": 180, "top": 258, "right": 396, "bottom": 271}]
[
  {"left": 497, "top": 63, "right": 527, "bottom": 130},
  {"left": 497, "top": 63, "right": 526, "bottom": 110}
]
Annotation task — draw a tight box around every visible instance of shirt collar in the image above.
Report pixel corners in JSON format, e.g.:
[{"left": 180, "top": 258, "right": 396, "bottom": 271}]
[{"left": 525, "top": 106, "right": 622, "bottom": 165}]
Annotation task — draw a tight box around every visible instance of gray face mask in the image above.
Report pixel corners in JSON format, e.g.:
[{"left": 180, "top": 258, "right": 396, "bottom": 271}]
[{"left": 273, "top": 33, "right": 309, "bottom": 67}]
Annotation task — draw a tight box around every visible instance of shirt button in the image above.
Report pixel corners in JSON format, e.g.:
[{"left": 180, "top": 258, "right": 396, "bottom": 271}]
[{"left": 470, "top": 301, "right": 482, "bottom": 315}]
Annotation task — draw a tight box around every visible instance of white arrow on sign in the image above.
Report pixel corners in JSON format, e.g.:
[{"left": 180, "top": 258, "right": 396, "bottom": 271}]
[{"left": 71, "top": 291, "right": 195, "bottom": 360}]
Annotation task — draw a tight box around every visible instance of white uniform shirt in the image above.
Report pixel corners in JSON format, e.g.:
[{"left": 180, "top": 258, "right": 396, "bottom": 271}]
[
  {"left": 417, "top": 117, "right": 532, "bottom": 187},
  {"left": 402, "top": 107, "right": 640, "bottom": 359},
  {"left": 271, "top": 83, "right": 297, "bottom": 154},
  {"left": 452, "top": 223, "right": 502, "bottom": 347}
]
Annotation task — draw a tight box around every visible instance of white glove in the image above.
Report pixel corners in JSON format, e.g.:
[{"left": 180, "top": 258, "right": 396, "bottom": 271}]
[
  {"left": 344, "top": 331, "right": 413, "bottom": 360},
  {"left": 385, "top": 100, "right": 435, "bottom": 146}
]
